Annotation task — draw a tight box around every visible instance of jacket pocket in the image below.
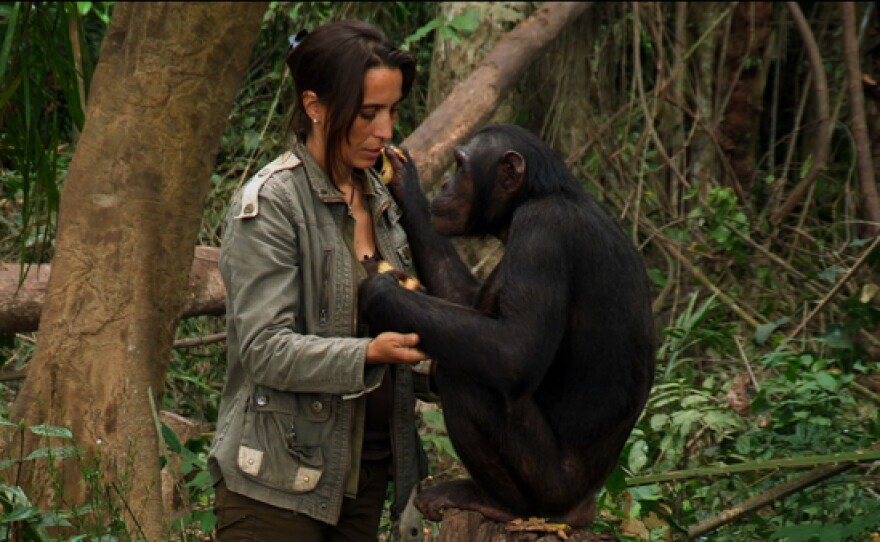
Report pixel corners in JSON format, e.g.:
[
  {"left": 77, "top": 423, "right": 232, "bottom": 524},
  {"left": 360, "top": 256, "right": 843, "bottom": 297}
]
[{"left": 237, "top": 386, "right": 329, "bottom": 493}]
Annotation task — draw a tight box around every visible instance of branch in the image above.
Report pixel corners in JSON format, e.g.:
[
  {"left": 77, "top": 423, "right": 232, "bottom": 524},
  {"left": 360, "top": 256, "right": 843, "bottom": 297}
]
[
  {"left": 685, "top": 442, "right": 880, "bottom": 537},
  {"left": 627, "top": 445, "right": 880, "bottom": 486},
  {"left": 841, "top": 1, "right": 880, "bottom": 236},
  {"left": 771, "top": 2, "right": 832, "bottom": 225},
  {"left": 785, "top": 233, "right": 880, "bottom": 342},
  {"left": 402, "top": 2, "right": 592, "bottom": 189},
  {"left": 687, "top": 463, "right": 855, "bottom": 537},
  {"left": 639, "top": 219, "right": 767, "bottom": 329},
  {"left": 0, "top": 246, "right": 225, "bottom": 334}
]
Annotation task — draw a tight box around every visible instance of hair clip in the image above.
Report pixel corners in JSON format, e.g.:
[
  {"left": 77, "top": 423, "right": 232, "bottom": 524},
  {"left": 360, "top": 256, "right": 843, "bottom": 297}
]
[{"left": 288, "top": 29, "right": 309, "bottom": 51}]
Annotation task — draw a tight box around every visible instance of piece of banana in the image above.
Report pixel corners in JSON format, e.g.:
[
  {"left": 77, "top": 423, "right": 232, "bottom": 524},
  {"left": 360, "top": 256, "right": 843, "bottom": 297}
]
[
  {"left": 377, "top": 260, "right": 421, "bottom": 291},
  {"left": 379, "top": 145, "right": 407, "bottom": 185}
]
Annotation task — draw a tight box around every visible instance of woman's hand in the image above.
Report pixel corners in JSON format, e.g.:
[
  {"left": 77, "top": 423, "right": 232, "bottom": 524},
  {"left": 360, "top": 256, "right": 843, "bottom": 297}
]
[{"left": 366, "top": 332, "right": 426, "bottom": 365}]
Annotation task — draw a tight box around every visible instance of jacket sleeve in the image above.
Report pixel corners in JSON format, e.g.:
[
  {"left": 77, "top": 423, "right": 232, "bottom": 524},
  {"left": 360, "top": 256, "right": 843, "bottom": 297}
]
[{"left": 221, "top": 176, "right": 381, "bottom": 396}]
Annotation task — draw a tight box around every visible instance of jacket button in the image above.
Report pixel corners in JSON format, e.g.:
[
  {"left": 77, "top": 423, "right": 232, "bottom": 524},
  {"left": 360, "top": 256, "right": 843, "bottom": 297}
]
[
  {"left": 243, "top": 203, "right": 255, "bottom": 214},
  {"left": 256, "top": 395, "right": 268, "bottom": 407},
  {"left": 311, "top": 401, "right": 324, "bottom": 413}
]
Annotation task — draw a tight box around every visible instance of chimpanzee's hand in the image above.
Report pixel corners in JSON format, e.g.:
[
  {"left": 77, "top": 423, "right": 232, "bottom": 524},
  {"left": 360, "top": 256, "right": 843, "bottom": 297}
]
[{"left": 383, "top": 144, "right": 420, "bottom": 202}]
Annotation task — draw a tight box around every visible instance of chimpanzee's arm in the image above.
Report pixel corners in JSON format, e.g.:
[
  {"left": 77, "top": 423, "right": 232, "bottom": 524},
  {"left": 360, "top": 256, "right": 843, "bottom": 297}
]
[
  {"left": 387, "top": 147, "right": 481, "bottom": 305},
  {"left": 360, "top": 203, "right": 568, "bottom": 399}
]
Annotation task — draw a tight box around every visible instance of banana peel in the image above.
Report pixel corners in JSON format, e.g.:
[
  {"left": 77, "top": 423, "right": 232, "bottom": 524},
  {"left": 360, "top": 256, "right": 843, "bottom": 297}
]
[
  {"left": 379, "top": 145, "right": 407, "bottom": 185},
  {"left": 378, "top": 260, "right": 421, "bottom": 291}
]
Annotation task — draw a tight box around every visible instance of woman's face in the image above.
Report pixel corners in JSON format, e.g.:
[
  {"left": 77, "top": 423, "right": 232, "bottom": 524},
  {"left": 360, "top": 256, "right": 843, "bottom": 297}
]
[{"left": 340, "top": 66, "right": 404, "bottom": 171}]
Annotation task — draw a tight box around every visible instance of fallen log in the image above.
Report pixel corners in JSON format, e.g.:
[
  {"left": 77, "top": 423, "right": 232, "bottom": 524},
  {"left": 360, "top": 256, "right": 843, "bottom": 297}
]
[{"left": 0, "top": 246, "right": 224, "bottom": 334}]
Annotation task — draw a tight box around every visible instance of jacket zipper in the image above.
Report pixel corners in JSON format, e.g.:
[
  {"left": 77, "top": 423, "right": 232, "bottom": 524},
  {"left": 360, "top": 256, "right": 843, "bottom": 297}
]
[{"left": 319, "top": 249, "right": 332, "bottom": 324}]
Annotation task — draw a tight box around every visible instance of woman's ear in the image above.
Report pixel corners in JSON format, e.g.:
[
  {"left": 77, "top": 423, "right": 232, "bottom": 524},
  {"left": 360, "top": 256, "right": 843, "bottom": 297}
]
[{"left": 301, "top": 91, "right": 324, "bottom": 124}]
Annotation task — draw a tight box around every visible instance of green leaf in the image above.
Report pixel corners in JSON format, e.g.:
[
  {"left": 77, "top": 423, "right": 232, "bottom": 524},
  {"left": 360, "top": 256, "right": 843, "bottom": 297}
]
[
  {"left": 604, "top": 465, "right": 627, "bottom": 494},
  {"left": 421, "top": 409, "right": 447, "bottom": 431},
  {"left": 649, "top": 413, "right": 668, "bottom": 431},
  {"left": 162, "top": 423, "right": 183, "bottom": 454},
  {"left": 185, "top": 469, "right": 213, "bottom": 490},
  {"left": 438, "top": 26, "right": 460, "bottom": 43},
  {"left": 647, "top": 268, "right": 666, "bottom": 287},
  {"left": 813, "top": 372, "right": 838, "bottom": 392},
  {"left": 799, "top": 153, "right": 814, "bottom": 179},
  {"left": 755, "top": 322, "right": 777, "bottom": 345},
  {"left": 0, "top": 417, "right": 18, "bottom": 428},
  {"left": 437, "top": 436, "right": 459, "bottom": 460},
  {"left": 680, "top": 395, "right": 709, "bottom": 408},
  {"left": 627, "top": 440, "right": 648, "bottom": 473},
  {"left": 24, "top": 446, "right": 78, "bottom": 461},
  {"left": 194, "top": 509, "right": 217, "bottom": 533},
  {"left": 449, "top": 9, "right": 480, "bottom": 33},
  {"left": 402, "top": 17, "right": 441, "bottom": 49},
  {"left": 822, "top": 325, "right": 853, "bottom": 350},
  {"left": 29, "top": 425, "right": 73, "bottom": 439},
  {"left": 0, "top": 505, "right": 41, "bottom": 523}
]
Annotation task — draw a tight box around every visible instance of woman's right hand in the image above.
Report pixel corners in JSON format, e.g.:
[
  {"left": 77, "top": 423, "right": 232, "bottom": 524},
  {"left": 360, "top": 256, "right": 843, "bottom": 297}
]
[{"left": 366, "top": 332, "right": 426, "bottom": 365}]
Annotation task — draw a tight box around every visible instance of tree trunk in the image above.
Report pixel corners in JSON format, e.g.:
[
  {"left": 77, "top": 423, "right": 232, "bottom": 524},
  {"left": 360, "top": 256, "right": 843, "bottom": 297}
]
[
  {"left": 436, "top": 510, "right": 612, "bottom": 542},
  {"left": 5, "top": 3, "right": 266, "bottom": 539},
  {"left": 687, "top": 2, "right": 725, "bottom": 191},
  {"left": 0, "top": 246, "right": 224, "bottom": 335},
  {"left": 425, "top": 2, "right": 530, "bottom": 125},
  {"left": 720, "top": 2, "right": 774, "bottom": 192}
]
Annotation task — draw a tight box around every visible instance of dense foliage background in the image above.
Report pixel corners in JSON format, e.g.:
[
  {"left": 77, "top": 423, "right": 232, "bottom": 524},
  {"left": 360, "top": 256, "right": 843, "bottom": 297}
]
[{"left": 1, "top": 2, "right": 879, "bottom": 541}]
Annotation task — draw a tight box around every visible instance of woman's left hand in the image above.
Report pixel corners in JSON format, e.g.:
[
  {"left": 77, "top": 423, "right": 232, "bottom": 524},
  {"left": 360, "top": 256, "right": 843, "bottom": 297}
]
[{"left": 365, "top": 332, "right": 426, "bottom": 365}]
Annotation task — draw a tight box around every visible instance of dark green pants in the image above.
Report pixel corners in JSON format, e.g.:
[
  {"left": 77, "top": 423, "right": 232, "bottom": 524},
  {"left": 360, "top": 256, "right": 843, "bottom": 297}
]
[{"left": 214, "top": 458, "right": 390, "bottom": 542}]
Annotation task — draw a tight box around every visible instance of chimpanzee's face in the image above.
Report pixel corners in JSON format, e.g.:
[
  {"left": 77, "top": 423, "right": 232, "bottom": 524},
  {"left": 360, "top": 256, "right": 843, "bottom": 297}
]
[
  {"left": 430, "top": 146, "right": 477, "bottom": 236},
  {"left": 430, "top": 133, "right": 525, "bottom": 239}
]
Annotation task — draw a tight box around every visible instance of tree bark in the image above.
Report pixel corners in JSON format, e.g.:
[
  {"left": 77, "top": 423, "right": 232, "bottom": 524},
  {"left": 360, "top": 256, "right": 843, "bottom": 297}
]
[
  {"left": 402, "top": 1, "right": 592, "bottom": 190},
  {"left": 720, "top": 2, "right": 774, "bottom": 191},
  {"left": 840, "top": 1, "right": 880, "bottom": 236},
  {"left": 0, "top": 246, "right": 223, "bottom": 335},
  {"left": 687, "top": 2, "right": 725, "bottom": 191},
  {"left": 425, "top": 2, "right": 530, "bottom": 121},
  {"left": 5, "top": 3, "right": 266, "bottom": 539}
]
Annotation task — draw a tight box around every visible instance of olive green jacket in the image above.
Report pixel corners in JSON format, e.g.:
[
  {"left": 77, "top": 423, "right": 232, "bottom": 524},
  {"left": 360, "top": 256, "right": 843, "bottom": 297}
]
[{"left": 208, "top": 142, "right": 427, "bottom": 525}]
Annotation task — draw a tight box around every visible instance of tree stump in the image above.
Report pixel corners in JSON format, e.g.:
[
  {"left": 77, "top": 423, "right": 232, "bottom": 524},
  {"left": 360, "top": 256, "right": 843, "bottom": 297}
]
[{"left": 436, "top": 510, "right": 617, "bottom": 542}]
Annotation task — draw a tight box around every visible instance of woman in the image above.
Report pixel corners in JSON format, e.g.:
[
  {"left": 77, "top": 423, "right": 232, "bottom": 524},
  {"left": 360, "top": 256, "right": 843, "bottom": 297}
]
[{"left": 208, "top": 20, "right": 430, "bottom": 541}]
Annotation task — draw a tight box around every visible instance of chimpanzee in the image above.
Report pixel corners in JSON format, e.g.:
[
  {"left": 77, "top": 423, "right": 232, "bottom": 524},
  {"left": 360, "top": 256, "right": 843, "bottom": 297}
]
[{"left": 358, "top": 124, "right": 656, "bottom": 526}]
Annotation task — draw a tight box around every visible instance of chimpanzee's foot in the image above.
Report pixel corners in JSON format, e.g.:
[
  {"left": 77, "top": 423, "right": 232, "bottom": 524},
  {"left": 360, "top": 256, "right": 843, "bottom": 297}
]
[
  {"left": 557, "top": 496, "right": 596, "bottom": 527},
  {"left": 415, "top": 479, "right": 519, "bottom": 523}
]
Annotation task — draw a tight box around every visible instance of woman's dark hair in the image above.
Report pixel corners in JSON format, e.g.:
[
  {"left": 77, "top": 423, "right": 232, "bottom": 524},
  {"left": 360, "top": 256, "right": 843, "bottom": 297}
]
[{"left": 286, "top": 20, "right": 415, "bottom": 185}]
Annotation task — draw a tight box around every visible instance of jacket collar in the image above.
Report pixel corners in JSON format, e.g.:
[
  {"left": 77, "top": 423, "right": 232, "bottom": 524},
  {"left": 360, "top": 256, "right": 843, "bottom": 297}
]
[{"left": 292, "top": 139, "right": 395, "bottom": 220}]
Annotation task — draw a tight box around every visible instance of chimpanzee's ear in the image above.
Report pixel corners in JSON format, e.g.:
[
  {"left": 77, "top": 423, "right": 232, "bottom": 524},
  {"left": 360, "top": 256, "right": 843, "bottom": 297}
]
[{"left": 499, "top": 150, "right": 525, "bottom": 194}]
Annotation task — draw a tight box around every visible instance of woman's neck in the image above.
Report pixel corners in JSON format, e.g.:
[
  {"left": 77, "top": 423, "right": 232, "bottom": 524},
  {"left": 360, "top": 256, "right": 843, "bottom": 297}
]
[{"left": 305, "top": 134, "right": 353, "bottom": 191}]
